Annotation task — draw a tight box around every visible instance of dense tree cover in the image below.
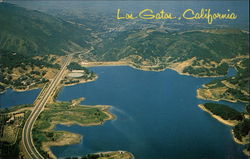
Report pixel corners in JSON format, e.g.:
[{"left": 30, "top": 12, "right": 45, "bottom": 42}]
[
  {"left": 0, "top": 3, "right": 92, "bottom": 56},
  {"left": 78, "top": 153, "right": 114, "bottom": 159},
  {"left": 233, "top": 119, "right": 250, "bottom": 142},
  {"left": 246, "top": 105, "right": 250, "bottom": 114},
  {"left": 227, "top": 88, "right": 249, "bottom": 102},
  {"left": 67, "top": 62, "right": 87, "bottom": 71},
  {"left": 0, "top": 50, "right": 55, "bottom": 91},
  {"left": 90, "top": 29, "right": 248, "bottom": 63},
  {"left": 183, "top": 62, "right": 229, "bottom": 76},
  {"left": 229, "top": 60, "right": 250, "bottom": 93},
  {"left": 0, "top": 72, "right": 48, "bottom": 89},
  {"left": 183, "top": 67, "right": 212, "bottom": 76},
  {"left": 203, "top": 103, "right": 243, "bottom": 121},
  {"left": 246, "top": 144, "right": 250, "bottom": 154},
  {"left": 216, "top": 63, "right": 230, "bottom": 75},
  {"left": 64, "top": 80, "right": 80, "bottom": 85},
  {"left": 0, "top": 50, "right": 60, "bottom": 69},
  {"left": 0, "top": 141, "right": 20, "bottom": 158},
  {"left": 67, "top": 62, "right": 79, "bottom": 70}
]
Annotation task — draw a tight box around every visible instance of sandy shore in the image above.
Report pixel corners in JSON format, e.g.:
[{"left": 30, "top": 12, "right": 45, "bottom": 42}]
[
  {"left": 0, "top": 89, "right": 7, "bottom": 94},
  {"left": 42, "top": 131, "right": 82, "bottom": 159},
  {"left": 92, "top": 150, "right": 134, "bottom": 159},
  {"left": 198, "top": 104, "right": 250, "bottom": 156},
  {"left": 0, "top": 59, "right": 224, "bottom": 95},
  {"left": 40, "top": 104, "right": 115, "bottom": 159},
  {"left": 80, "top": 60, "right": 225, "bottom": 78},
  {"left": 81, "top": 61, "right": 129, "bottom": 67},
  {"left": 232, "top": 131, "right": 245, "bottom": 145},
  {"left": 198, "top": 104, "right": 240, "bottom": 126},
  {"left": 49, "top": 106, "right": 114, "bottom": 129},
  {"left": 67, "top": 150, "right": 134, "bottom": 159},
  {"left": 63, "top": 75, "right": 98, "bottom": 87},
  {"left": 231, "top": 130, "right": 250, "bottom": 156},
  {"left": 243, "top": 149, "right": 250, "bottom": 157},
  {"left": 231, "top": 130, "right": 250, "bottom": 145},
  {"left": 12, "top": 86, "right": 41, "bottom": 92},
  {"left": 244, "top": 114, "right": 250, "bottom": 119},
  {"left": 197, "top": 89, "right": 219, "bottom": 101}
]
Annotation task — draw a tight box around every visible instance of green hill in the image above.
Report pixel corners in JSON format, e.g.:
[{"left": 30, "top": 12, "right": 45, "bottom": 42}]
[
  {"left": 85, "top": 28, "right": 248, "bottom": 76},
  {"left": 0, "top": 3, "right": 92, "bottom": 56},
  {"left": 90, "top": 29, "right": 248, "bottom": 61}
]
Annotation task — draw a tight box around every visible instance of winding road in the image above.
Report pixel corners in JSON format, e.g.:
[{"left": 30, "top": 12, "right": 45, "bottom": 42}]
[{"left": 22, "top": 55, "right": 72, "bottom": 159}]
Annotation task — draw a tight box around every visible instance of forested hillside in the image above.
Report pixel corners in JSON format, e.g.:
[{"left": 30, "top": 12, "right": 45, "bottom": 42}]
[{"left": 0, "top": 3, "right": 92, "bottom": 56}]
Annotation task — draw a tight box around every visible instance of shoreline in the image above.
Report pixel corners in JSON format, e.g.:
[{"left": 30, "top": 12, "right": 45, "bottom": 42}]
[
  {"left": 0, "top": 85, "right": 42, "bottom": 94},
  {"left": 231, "top": 130, "right": 250, "bottom": 145},
  {"left": 0, "top": 60, "right": 234, "bottom": 96},
  {"left": 2, "top": 60, "right": 246, "bottom": 158},
  {"left": 90, "top": 150, "right": 134, "bottom": 159},
  {"left": 81, "top": 61, "right": 225, "bottom": 78},
  {"left": 40, "top": 104, "right": 115, "bottom": 159},
  {"left": 196, "top": 89, "right": 239, "bottom": 103},
  {"left": 231, "top": 130, "right": 245, "bottom": 145},
  {"left": 197, "top": 104, "right": 240, "bottom": 126},
  {"left": 12, "top": 85, "right": 43, "bottom": 92},
  {"left": 0, "top": 89, "right": 7, "bottom": 94},
  {"left": 42, "top": 131, "right": 82, "bottom": 159},
  {"left": 63, "top": 150, "right": 134, "bottom": 159},
  {"left": 231, "top": 130, "right": 250, "bottom": 157},
  {"left": 63, "top": 75, "right": 98, "bottom": 87},
  {"left": 197, "top": 88, "right": 249, "bottom": 104},
  {"left": 197, "top": 104, "right": 250, "bottom": 156}
]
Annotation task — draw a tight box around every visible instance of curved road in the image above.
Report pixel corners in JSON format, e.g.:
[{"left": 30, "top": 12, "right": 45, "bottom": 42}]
[{"left": 22, "top": 55, "right": 72, "bottom": 159}]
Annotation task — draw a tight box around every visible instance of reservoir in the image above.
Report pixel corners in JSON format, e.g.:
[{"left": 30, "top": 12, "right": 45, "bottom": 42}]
[{"left": 52, "top": 66, "right": 247, "bottom": 159}]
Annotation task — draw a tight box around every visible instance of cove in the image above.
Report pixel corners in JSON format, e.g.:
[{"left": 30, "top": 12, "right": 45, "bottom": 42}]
[
  {"left": 51, "top": 66, "right": 246, "bottom": 159},
  {"left": 0, "top": 88, "right": 40, "bottom": 108}
]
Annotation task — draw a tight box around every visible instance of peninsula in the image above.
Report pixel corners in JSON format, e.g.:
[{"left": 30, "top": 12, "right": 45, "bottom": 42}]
[{"left": 198, "top": 103, "right": 250, "bottom": 156}]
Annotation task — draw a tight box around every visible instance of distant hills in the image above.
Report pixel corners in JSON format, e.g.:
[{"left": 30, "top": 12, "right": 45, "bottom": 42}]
[
  {"left": 90, "top": 29, "right": 248, "bottom": 62},
  {"left": 0, "top": 3, "right": 249, "bottom": 77},
  {"left": 0, "top": 3, "right": 92, "bottom": 56},
  {"left": 82, "top": 28, "right": 248, "bottom": 76}
]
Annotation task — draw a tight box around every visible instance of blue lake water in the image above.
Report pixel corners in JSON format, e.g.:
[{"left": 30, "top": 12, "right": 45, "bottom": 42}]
[
  {"left": 0, "top": 88, "right": 40, "bottom": 108},
  {"left": 51, "top": 66, "right": 247, "bottom": 159}
]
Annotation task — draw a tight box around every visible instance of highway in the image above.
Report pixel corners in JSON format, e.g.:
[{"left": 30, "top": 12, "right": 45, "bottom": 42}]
[{"left": 21, "top": 55, "right": 72, "bottom": 159}]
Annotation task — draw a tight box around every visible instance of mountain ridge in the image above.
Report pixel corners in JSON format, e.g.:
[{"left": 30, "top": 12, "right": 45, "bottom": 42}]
[{"left": 0, "top": 3, "right": 92, "bottom": 56}]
